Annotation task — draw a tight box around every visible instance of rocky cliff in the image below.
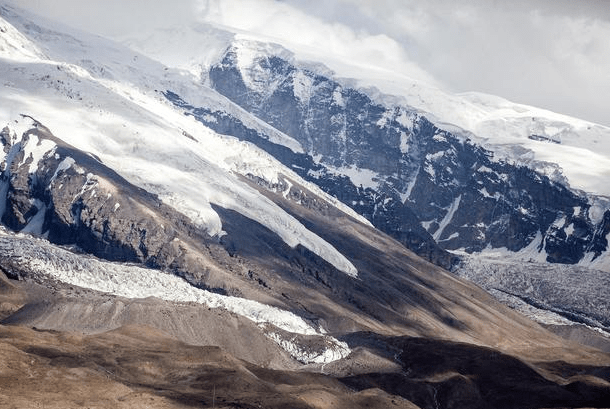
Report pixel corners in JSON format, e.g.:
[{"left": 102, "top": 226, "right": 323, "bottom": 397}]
[{"left": 180, "top": 42, "right": 610, "bottom": 269}]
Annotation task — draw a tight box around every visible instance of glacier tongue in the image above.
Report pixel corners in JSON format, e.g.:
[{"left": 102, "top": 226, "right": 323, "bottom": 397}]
[
  {"left": 454, "top": 252, "right": 610, "bottom": 332},
  {"left": 0, "top": 233, "right": 350, "bottom": 363}
]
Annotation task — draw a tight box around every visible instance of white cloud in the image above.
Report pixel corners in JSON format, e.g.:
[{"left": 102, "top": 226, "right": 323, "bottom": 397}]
[
  {"left": 195, "top": 0, "right": 440, "bottom": 87},
  {"left": 6, "top": 0, "right": 198, "bottom": 37}
]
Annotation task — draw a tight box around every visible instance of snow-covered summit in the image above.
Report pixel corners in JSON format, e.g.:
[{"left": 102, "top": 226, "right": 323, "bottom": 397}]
[{"left": 115, "top": 15, "right": 610, "bottom": 198}]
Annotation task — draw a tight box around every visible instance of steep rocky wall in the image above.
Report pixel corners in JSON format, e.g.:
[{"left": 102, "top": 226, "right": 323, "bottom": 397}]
[{"left": 205, "top": 45, "right": 609, "bottom": 267}]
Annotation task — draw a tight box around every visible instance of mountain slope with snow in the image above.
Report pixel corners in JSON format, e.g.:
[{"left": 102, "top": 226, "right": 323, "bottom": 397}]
[
  {"left": 1, "top": 2, "right": 607, "bottom": 317},
  {"left": 0, "top": 1, "right": 558, "bottom": 353},
  {"left": 123, "top": 19, "right": 610, "bottom": 198},
  {"left": 0, "top": 5, "right": 365, "bottom": 278},
  {"left": 0, "top": 5, "right": 609, "bottom": 408},
  {"left": 111, "top": 12, "right": 610, "bottom": 334},
  {"left": 115, "top": 18, "right": 610, "bottom": 272},
  {"left": 203, "top": 39, "right": 610, "bottom": 272}
]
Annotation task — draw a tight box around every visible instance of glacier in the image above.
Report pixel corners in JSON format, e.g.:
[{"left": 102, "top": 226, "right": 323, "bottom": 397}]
[{"left": 0, "top": 231, "right": 350, "bottom": 363}]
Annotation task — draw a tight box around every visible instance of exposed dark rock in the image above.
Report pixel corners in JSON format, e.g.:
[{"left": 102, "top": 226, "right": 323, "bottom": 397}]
[
  {"left": 163, "top": 90, "right": 456, "bottom": 270},
  {"left": 196, "top": 45, "right": 609, "bottom": 268},
  {"left": 340, "top": 334, "right": 610, "bottom": 409}
]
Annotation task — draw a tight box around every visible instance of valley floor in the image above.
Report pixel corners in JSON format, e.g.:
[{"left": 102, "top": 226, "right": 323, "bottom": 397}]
[{"left": 1, "top": 273, "right": 609, "bottom": 409}]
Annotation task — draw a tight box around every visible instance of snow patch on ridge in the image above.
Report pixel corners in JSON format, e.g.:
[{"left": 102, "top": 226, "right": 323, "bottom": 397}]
[
  {"left": 21, "top": 133, "right": 55, "bottom": 174},
  {"left": 317, "top": 164, "right": 378, "bottom": 190},
  {"left": 399, "top": 132, "right": 409, "bottom": 154},
  {"left": 50, "top": 156, "right": 75, "bottom": 183},
  {"left": 292, "top": 70, "right": 313, "bottom": 106},
  {"left": 433, "top": 195, "right": 461, "bottom": 241},
  {"left": 20, "top": 198, "right": 46, "bottom": 235}
]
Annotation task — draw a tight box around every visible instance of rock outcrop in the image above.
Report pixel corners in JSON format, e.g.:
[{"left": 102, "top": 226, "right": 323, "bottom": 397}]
[{"left": 187, "top": 43, "right": 610, "bottom": 269}]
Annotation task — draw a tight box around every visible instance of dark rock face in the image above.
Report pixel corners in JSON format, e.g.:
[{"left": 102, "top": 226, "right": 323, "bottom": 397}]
[
  {"left": 0, "top": 122, "right": 212, "bottom": 277},
  {"left": 340, "top": 334, "right": 610, "bottom": 409},
  {"left": 195, "top": 44, "right": 609, "bottom": 267},
  {"left": 163, "top": 91, "right": 456, "bottom": 270}
]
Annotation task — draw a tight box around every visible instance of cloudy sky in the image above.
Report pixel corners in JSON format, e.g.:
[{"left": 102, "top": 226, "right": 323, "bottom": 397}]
[{"left": 9, "top": 0, "right": 610, "bottom": 126}]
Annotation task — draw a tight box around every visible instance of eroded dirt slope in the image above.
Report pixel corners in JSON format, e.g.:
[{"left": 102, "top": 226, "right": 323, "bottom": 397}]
[{"left": 0, "top": 323, "right": 415, "bottom": 409}]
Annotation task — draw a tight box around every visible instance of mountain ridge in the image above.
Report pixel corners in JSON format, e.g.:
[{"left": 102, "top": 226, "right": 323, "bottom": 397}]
[
  {"left": 203, "top": 42, "right": 610, "bottom": 271},
  {"left": 0, "top": 4, "right": 609, "bottom": 408}
]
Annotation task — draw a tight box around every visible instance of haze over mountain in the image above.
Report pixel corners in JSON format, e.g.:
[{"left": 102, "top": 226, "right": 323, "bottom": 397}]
[{"left": 0, "top": 2, "right": 609, "bottom": 408}]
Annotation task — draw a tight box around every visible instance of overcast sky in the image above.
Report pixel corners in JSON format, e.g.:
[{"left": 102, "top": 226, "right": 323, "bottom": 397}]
[{"left": 9, "top": 0, "right": 610, "bottom": 126}]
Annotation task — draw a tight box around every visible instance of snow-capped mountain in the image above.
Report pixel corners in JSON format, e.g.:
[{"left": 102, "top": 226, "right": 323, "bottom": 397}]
[
  {"left": 0, "top": 2, "right": 498, "bottom": 346},
  {"left": 1, "top": 4, "right": 610, "bottom": 408},
  {"left": 121, "top": 14, "right": 610, "bottom": 334},
  {"left": 165, "top": 36, "right": 609, "bottom": 273},
  {"left": 0, "top": 1, "right": 608, "bottom": 326},
  {"left": 115, "top": 18, "right": 610, "bottom": 273},
  {"left": 123, "top": 18, "right": 610, "bottom": 194}
]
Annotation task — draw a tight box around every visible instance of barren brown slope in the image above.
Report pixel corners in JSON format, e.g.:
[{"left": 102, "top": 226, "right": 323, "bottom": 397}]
[
  {"left": 1, "top": 313, "right": 609, "bottom": 409},
  {"left": 339, "top": 334, "right": 610, "bottom": 409},
  {"left": 2, "top": 281, "right": 298, "bottom": 369},
  {"left": 0, "top": 323, "right": 417, "bottom": 409},
  {"left": 1, "top": 250, "right": 610, "bottom": 408},
  {"left": 0, "top": 270, "right": 25, "bottom": 320}
]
